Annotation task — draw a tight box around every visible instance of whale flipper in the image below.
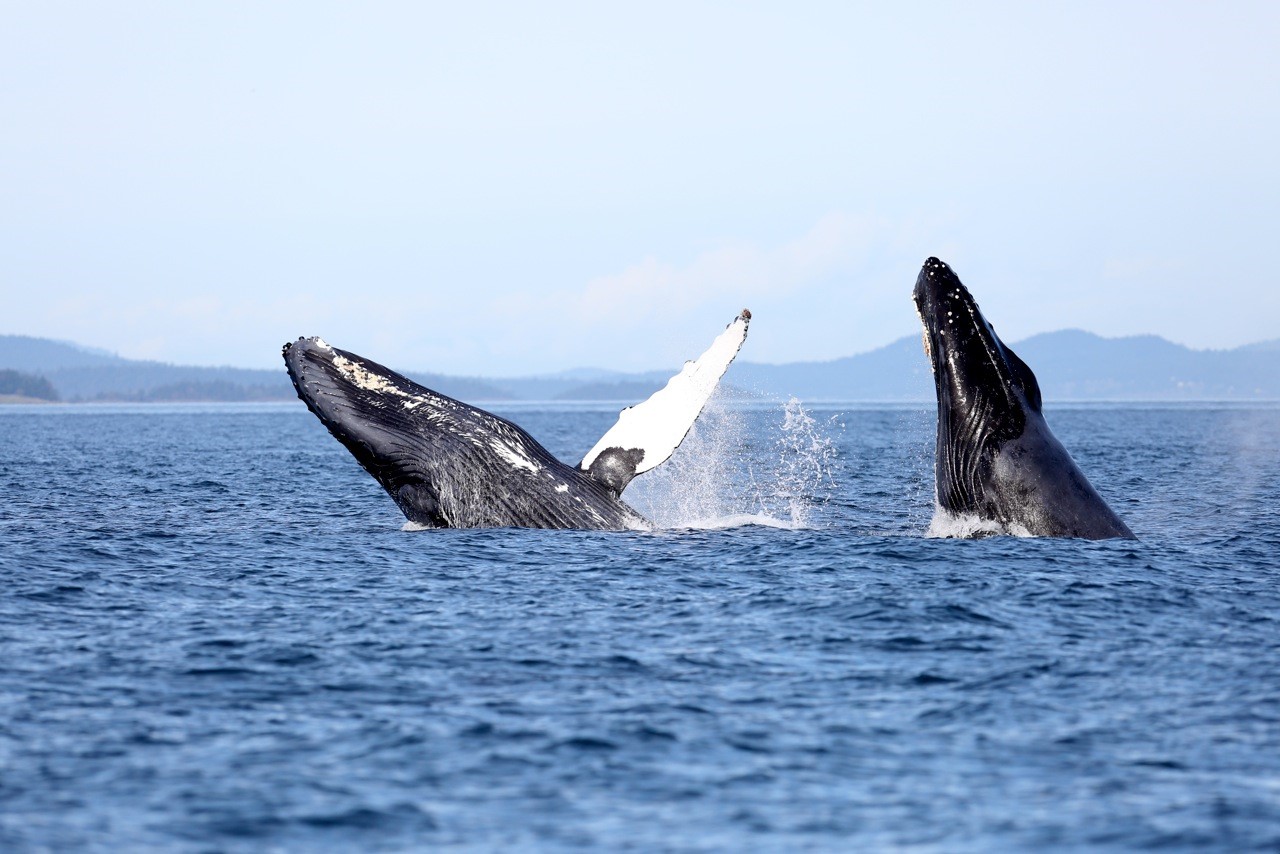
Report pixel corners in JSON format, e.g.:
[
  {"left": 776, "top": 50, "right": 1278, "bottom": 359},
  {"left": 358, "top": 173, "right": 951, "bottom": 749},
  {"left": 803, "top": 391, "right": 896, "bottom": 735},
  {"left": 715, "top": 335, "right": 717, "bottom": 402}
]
[{"left": 579, "top": 310, "right": 751, "bottom": 496}]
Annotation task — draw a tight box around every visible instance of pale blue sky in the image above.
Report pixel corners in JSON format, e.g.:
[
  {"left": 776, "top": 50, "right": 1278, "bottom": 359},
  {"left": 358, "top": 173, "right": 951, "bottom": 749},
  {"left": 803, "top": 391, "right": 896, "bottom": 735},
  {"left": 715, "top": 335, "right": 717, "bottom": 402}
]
[{"left": 2, "top": 2, "right": 1277, "bottom": 374}]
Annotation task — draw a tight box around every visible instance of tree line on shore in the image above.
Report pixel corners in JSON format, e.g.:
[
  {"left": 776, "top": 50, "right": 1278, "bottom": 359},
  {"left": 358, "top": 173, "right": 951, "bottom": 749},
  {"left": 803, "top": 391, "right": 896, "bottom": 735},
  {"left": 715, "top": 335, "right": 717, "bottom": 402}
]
[{"left": 0, "top": 369, "right": 60, "bottom": 401}]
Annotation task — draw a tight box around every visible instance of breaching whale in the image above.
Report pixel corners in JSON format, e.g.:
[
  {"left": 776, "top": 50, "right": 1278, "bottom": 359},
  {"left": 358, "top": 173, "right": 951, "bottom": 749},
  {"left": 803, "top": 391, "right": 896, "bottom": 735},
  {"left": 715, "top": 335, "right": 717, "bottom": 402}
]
[
  {"left": 913, "top": 258, "right": 1133, "bottom": 539},
  {"left": 283, "top": 311, "right": 750, "bottom": 529}
]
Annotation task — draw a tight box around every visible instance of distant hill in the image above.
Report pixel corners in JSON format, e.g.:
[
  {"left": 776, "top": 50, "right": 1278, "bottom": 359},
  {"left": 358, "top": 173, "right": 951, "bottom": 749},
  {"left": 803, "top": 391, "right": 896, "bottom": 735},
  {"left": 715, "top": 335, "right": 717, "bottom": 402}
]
[
  {"left": 0, "top": 335, "right": 292, "bottom": 401},
  {"left": 0, "top": 335, "right": 669, "bottom": 403},
  {"left": 733, "top": 335, "right": 933, "bottom": 401},
  {"left": 44, "top": 364, "right": 296, "bottom": 402},
  {"left": 0, "top": 335, "right": 518, "bottom": 402},
  {"left": 2, "top": 331, "right": 1278, "bottom": 403},
  {"left": 550, "top": 380, "right": 665, "bottom": 401},
  {"left": 0, "top": 335, "right": 124, "bottom": 371},
  {"left": 732, "top": 330, "right": 1280, "bottom": 401},
  {"left": 490, "top": 371, "right": 670, "bottom": 401},
  {"left": 1015, "top": 330, "right": 1276, "bottom": 400}
]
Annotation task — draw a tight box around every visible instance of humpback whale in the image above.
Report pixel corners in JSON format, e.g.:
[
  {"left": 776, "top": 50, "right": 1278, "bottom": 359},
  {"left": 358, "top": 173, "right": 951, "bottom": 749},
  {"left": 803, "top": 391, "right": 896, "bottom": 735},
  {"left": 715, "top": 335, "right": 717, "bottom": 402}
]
[
  {"left": 283, "top": 311, "right": 750, "bottom": 530},
  {"left": 914, "top": 258, "right": 1133, "bottom": 539}
]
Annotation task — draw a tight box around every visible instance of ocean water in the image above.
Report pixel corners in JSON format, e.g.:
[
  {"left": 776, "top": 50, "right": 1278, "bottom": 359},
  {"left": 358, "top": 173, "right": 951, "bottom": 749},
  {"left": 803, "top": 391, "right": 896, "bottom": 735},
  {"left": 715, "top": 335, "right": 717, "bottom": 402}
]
[{"left": 1, "top": 400, "right": 1279, "bottom": 851}]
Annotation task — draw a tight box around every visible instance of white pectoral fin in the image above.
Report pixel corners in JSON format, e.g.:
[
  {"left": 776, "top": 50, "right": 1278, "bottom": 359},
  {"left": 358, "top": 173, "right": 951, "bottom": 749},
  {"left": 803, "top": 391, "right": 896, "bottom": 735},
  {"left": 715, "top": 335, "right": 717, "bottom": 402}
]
[{"left": 578, "top": 309, "right": 751, "bottom": 495}]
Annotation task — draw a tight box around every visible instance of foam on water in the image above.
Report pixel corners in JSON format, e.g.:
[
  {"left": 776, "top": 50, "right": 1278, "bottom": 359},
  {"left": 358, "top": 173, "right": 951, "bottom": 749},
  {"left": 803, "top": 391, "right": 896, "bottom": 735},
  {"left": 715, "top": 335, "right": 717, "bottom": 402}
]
[
  {"left": 669, "top": 512, "right": 805, "bottom": 530},
  {"left": 926, "top": 507, "right": 1034, "bottom": 538}
]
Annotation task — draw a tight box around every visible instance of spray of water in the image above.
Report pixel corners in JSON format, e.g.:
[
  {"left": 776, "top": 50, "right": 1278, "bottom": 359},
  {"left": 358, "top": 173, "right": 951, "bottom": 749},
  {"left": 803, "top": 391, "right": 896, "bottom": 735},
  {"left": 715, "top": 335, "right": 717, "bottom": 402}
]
[
  {"left": 767, "top": 398, "right": 840, "bottom": 526},
  {"left": 626, "top": 396, "right": 837, "bottom": 530},
  {"left": 925, "top": 508, "right": 1033, "bottom": 539}
]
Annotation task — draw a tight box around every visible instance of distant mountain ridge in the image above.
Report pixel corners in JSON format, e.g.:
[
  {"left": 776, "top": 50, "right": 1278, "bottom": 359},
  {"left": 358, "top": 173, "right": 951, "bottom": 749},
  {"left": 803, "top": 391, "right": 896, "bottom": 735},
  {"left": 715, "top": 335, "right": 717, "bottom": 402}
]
[
  {"left": 1, "top": 332, "right": 1277, "bottom": 403},
  {"left": 0, "top": 335, "right": 124, "bottom": 371},
  {"left": 732, "top": 329, "right": 1280, "bottom": 401}
]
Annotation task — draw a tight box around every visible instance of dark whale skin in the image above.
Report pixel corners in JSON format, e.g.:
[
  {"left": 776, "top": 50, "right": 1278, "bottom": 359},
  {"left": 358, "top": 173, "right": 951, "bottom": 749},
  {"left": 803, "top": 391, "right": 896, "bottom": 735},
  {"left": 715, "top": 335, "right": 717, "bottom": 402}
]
[
  {"left": 913, "top": 257, "right": 1134, "bottom": 539},
  {"left": 283, "top": 337, "right": 647, "bottom": 530}
]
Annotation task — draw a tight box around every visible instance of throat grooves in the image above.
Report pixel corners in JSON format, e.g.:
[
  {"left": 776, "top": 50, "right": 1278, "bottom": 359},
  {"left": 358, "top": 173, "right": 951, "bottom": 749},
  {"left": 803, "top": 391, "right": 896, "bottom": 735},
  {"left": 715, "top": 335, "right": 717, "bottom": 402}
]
[{"left": 938, "top": 392, "right": 997, "bottom": 513}]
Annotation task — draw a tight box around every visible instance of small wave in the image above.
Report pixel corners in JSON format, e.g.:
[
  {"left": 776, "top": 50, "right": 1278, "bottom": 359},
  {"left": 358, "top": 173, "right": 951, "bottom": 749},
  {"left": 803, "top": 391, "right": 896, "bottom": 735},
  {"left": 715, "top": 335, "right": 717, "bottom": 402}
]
[
  {"left": 657, "top": 513, "right": 807, "bottom": 531},
  {"left": 298, "top": 803, "right": 438, "bottom": 832},
  {"left": 181, "top": 666, "right": 261, "bottom": 677},
  {"left": 549, "top": 736, "right": 619, "bottom": 752}
]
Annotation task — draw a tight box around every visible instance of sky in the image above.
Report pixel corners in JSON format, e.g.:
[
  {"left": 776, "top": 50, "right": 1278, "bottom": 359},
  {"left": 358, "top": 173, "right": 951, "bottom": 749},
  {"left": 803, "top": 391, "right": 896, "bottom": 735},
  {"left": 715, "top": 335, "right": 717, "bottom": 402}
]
[{"left": 2, "top": 1, "right": 1278, "bottom": 375}]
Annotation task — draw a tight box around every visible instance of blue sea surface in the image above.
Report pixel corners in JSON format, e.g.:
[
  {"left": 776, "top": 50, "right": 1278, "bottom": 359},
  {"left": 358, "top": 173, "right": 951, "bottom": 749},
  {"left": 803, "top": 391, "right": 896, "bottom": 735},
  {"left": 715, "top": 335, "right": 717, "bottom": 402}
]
[{"left": 1, "top": 401, "right": 1278, "bottom": 851}]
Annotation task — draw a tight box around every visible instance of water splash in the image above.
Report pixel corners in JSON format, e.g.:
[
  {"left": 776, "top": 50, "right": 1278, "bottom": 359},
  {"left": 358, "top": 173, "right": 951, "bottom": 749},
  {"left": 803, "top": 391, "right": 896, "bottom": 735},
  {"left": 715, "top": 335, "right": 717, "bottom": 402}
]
[
  {"left": 627, "top": 396, "right": 837, "bottom": 530},
  {"left": 769, "top": 397, "right": 839, "bottom": 527},
  {"left": 925, "top": 508, "right": 1033, "bottom": 539}
]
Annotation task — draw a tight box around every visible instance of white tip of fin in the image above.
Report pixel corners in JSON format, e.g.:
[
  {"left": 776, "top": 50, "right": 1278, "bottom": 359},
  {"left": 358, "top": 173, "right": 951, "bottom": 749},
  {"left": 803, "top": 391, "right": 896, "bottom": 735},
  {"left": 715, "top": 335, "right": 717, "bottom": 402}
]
[{"left": 578, "top": 310, "right": 750, "bottom": 491}]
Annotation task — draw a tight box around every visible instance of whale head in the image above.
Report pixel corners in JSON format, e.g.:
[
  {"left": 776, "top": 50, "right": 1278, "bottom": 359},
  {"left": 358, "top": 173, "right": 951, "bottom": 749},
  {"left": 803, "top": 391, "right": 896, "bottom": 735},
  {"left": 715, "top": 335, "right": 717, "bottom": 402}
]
[
  {"left": 913, "top": 257, "right": 1043, "bottom": 513},
  {"left": 912, "top": 257, "right": 1132, "bottom": 538},
  {"left": 282, "top": 337, "right": 460, "bottom": 525}
]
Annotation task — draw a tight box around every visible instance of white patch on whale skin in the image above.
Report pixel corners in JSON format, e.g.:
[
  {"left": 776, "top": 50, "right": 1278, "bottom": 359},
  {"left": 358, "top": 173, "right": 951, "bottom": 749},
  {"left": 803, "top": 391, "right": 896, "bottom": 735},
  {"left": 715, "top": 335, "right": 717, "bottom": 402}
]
[
  {"left": 580, "top": 311, "right": 750, "bottom": 477},
  {"left": 326, "top": 342, "right": 540, "bottom": 474},
  {"left": 555, "top": 484, "right": 569, "bottom": 493},
  {"left": 332, "top": 354, "right": 403, "bottom": 396},
  {"left": 322, "top": 348, "right": 442, "bottom": 416},
  {"left": 492, "top": 440, "right": 539, "bottom": 473}
]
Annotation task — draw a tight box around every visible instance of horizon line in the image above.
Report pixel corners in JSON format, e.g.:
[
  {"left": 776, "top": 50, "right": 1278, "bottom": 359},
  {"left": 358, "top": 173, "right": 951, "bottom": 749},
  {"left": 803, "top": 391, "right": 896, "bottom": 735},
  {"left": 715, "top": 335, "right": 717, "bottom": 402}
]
[{"left": 2, "top": 327, "right": 1277, "bottom": 378}]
